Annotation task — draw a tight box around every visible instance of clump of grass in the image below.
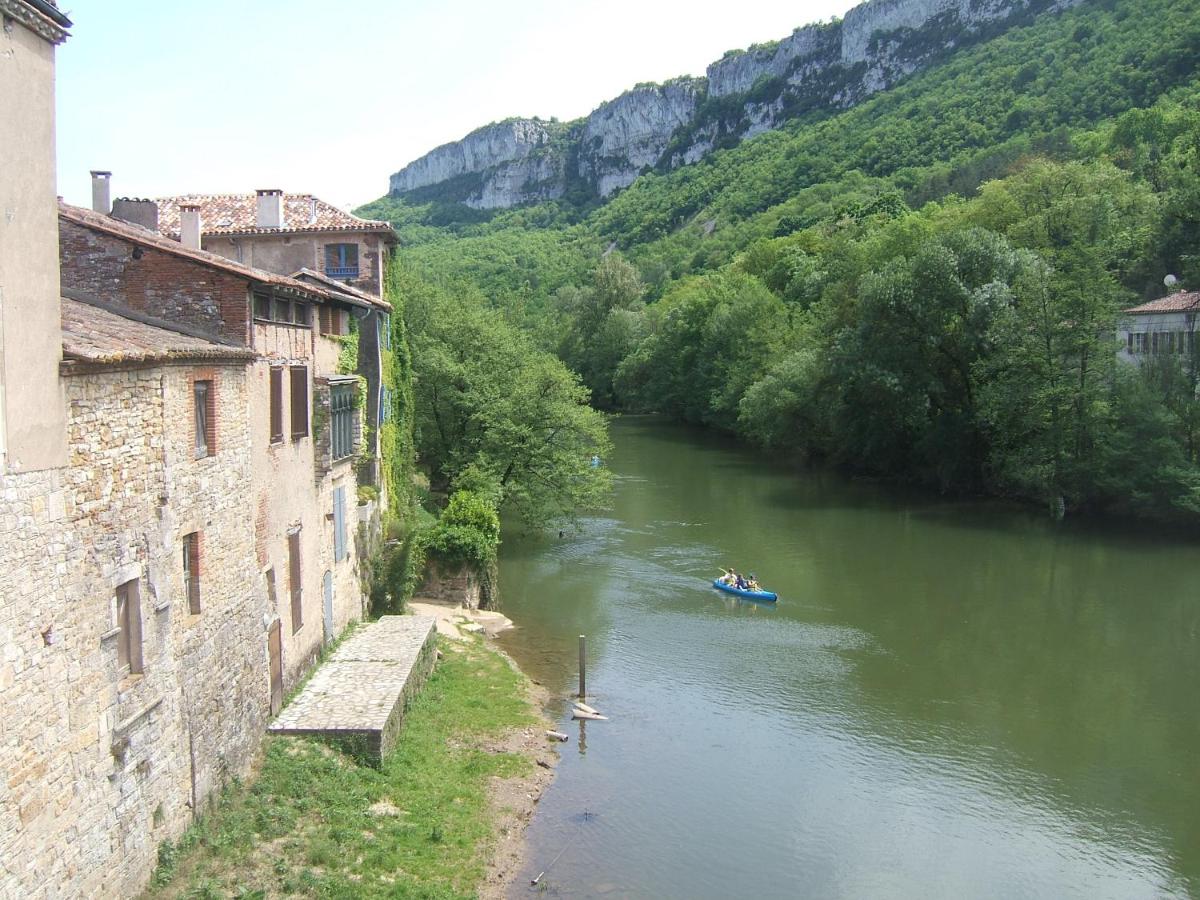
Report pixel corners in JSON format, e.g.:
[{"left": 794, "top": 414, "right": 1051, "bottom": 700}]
[{"left": 145, "top": 637, "right": 536, "bottom": 899}]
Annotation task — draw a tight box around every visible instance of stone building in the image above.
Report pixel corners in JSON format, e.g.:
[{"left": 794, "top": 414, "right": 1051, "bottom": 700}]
[
  {"left": 58, "top": 201, "right": 379, "bottom": 688},
  {"left": 150, "top": 188, "right": 396, "bottom": 493},
  {"left": 0, "top": 298, "right": 260, "bottom": 897},
  {"left": 2, "top": 3, "right": 398, "bottom": 894}
]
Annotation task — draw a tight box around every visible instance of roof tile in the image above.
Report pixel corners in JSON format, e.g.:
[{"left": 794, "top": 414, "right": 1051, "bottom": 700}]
[
  {"left": 1125, "top": 291, "right": 1200, "bottom": 315},
  {"left": 154, "top": 193, "right": 394, "bottom": 240},
  {"left": 61, "top": 296, "right": 254, "bottom": 366}
]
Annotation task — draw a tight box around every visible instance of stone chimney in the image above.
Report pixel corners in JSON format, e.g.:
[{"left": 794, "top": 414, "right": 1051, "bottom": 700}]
[
  {"left": 256, "top": 189, "right": 284, "bottom": 228},
  {"left": 111, "top": 198, "right": 159, "bottom": 231},
  {"left": 179, "top": 203, "right": 202, "bottom": 249},
  {"left": 90, "top": 170, "right": 112, "bottom": 214}
]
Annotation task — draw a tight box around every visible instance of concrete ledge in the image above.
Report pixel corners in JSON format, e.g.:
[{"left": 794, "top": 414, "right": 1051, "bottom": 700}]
[{"left": 268, "top": 615, "right": 437, "bottom": 765}]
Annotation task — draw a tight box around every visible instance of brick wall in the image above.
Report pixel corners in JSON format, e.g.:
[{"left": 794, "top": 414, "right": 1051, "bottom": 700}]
[{"left": 59, "top": 220, "right": 251, "bottom": 345}]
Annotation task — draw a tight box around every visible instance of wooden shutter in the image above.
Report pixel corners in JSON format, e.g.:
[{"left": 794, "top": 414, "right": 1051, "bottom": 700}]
[
  {"left": 318, "top": 305, "right": 330, "bottom": 335},
  {"left": 288, "top": 530, "right": 302, "bottom": 633},
  {"left": 333, "top": 486, "right": 346, "bottom": 562},
  {"left": 270, "top": 368, "right": 283, "bottom": 443},
  {"left": 184, "top": 532, "right": 202, "bottom": 614},
  {"left": 290, "top": 366, "right": 308, "bottom": 440}
]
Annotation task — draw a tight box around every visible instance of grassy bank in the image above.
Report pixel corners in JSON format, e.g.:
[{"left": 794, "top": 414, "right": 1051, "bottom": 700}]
[{"left": 146, "top": 637, "right": 545, "bottom": 899}]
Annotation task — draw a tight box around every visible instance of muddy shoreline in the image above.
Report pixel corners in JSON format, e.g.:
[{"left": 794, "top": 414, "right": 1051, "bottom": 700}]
[{"left": 408, "top": 600, "right": 562, "bottom": 899}]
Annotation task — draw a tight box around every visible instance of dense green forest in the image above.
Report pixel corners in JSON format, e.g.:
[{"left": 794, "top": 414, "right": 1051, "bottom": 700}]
[{"left": 370, "top": 0, "right": 1200, "bottom": 522}]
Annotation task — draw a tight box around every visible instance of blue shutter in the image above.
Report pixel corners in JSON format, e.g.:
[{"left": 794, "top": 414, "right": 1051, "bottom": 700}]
[{"left": 333, "top": 486, "right": 346, "bottom": 562}]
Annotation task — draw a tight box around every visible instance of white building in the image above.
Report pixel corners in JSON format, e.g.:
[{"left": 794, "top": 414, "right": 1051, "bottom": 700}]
[{"left": 1117, "top": 291, "right": 1200, "bottom": 364}]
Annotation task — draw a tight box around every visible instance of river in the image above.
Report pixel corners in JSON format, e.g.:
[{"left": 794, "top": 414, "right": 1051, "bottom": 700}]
[{"left": 495, "top": 416, "right": 1200, "bottom": 899}]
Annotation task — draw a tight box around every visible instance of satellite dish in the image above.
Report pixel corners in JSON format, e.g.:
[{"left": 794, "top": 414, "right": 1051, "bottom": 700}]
[{"left": 1164, "top": 274, "right": 1179, "bottom": 287}]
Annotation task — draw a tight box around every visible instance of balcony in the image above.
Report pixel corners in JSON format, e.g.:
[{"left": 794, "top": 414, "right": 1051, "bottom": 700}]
[{"left": 325, "top": 265, "right": 359, "bottom": 280}]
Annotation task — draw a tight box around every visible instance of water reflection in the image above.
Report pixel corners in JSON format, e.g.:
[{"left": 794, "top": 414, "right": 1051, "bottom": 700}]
[{"left": 499, "top": 417, "right": 1200, "bottom": 898}]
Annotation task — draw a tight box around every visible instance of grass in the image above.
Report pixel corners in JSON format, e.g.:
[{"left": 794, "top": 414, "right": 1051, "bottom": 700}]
[{"left": 146, "top": 637, "right": 538, "bottom": 899}]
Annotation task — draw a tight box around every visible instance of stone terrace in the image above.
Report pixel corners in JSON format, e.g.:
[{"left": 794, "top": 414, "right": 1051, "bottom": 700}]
[{"left": 269, "top": 616, "right": 437, "bottom": 764}]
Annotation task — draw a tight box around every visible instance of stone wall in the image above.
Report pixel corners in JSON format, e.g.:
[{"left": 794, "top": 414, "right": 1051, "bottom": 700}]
[
  {"left": 0, "top": 361, "right": 266, "bottom": 898},
  {"left": 415, "top": 560, "right": 483, "bottom": 610}
]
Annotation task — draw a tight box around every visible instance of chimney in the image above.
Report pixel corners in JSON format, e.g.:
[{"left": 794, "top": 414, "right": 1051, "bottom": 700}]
[
  {"left": 179, "top": 203, "right": 202, "bottom": 249},
  {"left": 256, "top": 189, "right": 284, "bottom": 228},
  {"left": 90, "top": 170, "right": 112, "bottom": 214},
  {"left": 111, "top": 198, "right": 159, "bottom": 232}
]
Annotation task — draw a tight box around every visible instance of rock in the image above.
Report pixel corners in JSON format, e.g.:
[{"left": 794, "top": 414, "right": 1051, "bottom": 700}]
[
  {"left": 576, "top": 79, "right": 703, "bottom": 197},
  {"left": 386, "top": 0, "right": 1086, "bottom": 209}
]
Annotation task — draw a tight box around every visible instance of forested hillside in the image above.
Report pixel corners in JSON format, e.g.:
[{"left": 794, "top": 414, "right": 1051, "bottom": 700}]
[{"left": 364, "top": 0, "right": 1200, "bottom": 522}]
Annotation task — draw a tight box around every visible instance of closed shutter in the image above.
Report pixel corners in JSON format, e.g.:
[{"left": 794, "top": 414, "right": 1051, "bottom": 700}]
[
  {"left": 318, "top": 306, "right": 330, "bottom": 335},
  {"left": 290, "top": 366, "right": 308, "bottom": 439},
  {"left": 270, "top": 368, "right": 283, "bottom": 443},
  {"left": 288, "top": 530, "right": 302, "bottom": 632},
  {"left": 333, "top": 486, "right": 346, "bottom": 562}
]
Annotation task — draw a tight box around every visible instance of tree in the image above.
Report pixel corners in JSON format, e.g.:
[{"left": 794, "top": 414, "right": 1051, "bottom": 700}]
[{"left": 404, "top": 269, "right": 611, "bottom": 525}]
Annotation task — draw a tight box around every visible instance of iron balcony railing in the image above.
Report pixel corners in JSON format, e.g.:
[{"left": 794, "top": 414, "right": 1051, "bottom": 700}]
[{"left": 326, "top": 265, "right": 359, "bottom": 279}]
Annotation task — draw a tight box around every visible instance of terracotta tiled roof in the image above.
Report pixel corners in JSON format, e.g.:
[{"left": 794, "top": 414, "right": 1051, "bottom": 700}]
[
  {"left": 61, "top": 296, "right": 254, "bottom": 366},
  {"left": 59, "top": 202, "right": 343, "bottom": 304},
  {"left": 153, "top": 193, "right": 395, "bottom": 241},
  {"left": 291, "top": 268, "right": 392, "bottom": 312},
  {"left": 1125, "top": 291, "right": 1200, "bottom": 315}
]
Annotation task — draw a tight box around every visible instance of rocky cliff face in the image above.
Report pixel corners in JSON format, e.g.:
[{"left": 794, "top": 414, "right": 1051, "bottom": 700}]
[
  {"left": 577, "top": 80, "right": 704, "bottom": 198},
  {"left": 388, "top": 119, "right": 569, "bottom": 208},
  {"left": 387, "top": 0, "right": 1087, "bottom": 209}
]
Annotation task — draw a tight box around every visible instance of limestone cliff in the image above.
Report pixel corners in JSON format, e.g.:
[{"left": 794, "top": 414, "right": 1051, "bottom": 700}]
[
  {"left": 387, "top": 0, "right": 1087, "bottom": 208},
  {"left": 387, "top": 119, "right": 569, "bottom": 209},
  {"left": 577, "top": 79, "right": 704, "bottom": 198}
]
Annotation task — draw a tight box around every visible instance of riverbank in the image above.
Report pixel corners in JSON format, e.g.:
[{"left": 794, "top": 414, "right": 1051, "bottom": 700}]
[{"left": 144, "top": 629, "right": 557, "bottom": 898}]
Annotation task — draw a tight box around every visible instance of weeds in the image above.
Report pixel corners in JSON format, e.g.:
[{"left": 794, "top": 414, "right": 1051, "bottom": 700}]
[{"left": 145, "top": 637, "right": 536, "bottom": 899}]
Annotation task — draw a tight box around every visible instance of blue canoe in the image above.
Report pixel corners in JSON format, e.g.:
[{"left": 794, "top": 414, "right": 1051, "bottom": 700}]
[{"left": 713, "top": 579, "right": 778, "bottom": 602}]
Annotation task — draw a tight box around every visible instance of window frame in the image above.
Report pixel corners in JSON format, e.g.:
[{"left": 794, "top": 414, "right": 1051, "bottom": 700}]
[
  {"left": 115, "top": 580, "right": 143, "bottom": 676},
  {"left": 333, "top": 485, "right": 347, "bottom": 563},
  {"left": 330, "top": 381, "right": 355, "bottom": 461},
  {"left": 269, "top": 367, "right": 284, "bottom": 444},
  {"left": 183, "top": 532, "right": 201, "bottom": 614},
  {"left": 194, "top": 379, "right": 215, "bottom": 459},
  {"left": 290, "top": 366, "right": 309, "bottom": 441},
  {"left": 288, "top": 529, "right": 303, "bottom": 633}
]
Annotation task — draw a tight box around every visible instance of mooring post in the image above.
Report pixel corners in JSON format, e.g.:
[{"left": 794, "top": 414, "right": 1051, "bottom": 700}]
[{"left": 578, "top": 634, "right": 586, "bottom": 700}]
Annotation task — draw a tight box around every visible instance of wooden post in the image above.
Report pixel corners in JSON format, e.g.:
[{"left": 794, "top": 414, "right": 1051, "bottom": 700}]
[{"left": 578, "top": 634, "right": 586, "bottom": 700}]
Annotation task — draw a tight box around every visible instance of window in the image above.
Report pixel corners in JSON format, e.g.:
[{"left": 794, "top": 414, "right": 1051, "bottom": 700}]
[
  {"left": 379, "top": 385, "right": 390, "bottom": 425},
  {"left": 288, "top": 529, "right": 302, "bottom": 633},
  {"left": 319, "top": 306, "right": 347, "bottom": 336},
  {"left": 115, "top": 580, "right": 143, "bottom": 675},
  {"left": 253, "top": 291, "right": 271, "bottom": 320},
  {"left": 331, "top": 382, "right": 355, "bottom": 460},
  {"left": 183, "top": 532, "right": 201, "bottom": 614},
  {"left": 290, "top": 366, "right": 309, "bottom": 440},
  {"left": 333, "top": 486, "right": 347, "bottom": 562},
  {"left": 269, "top": 368, "right": 284, "bottom": 444},
  {"left": 194, "top": 380, "right": 215, "bottom": 458},
  {"left": 255, "top": 291, "right": 312, "bottom": 328},
  {"left": 325, "top": 243, "right": 359, "bottom": 279}
]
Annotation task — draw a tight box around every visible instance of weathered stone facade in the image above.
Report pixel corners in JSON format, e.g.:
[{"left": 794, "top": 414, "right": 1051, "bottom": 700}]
[
  {"left": 0, "top": 360, "right": 264, "bottom": 897},
  {"left": 3, "top": 7, "right": 398, "bottom": 895}
]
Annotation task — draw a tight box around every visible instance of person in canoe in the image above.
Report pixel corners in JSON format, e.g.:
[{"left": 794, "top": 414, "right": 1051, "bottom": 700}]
[{"left": 719, "top": 568, "right": 748, "bottom": 589}]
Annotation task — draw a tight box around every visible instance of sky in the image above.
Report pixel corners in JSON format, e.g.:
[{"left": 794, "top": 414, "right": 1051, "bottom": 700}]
[{"left": 55, "top": 1, "right": 856, "bottom": 211}]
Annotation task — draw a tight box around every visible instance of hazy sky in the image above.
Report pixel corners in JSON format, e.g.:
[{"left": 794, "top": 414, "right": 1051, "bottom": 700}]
[{"left": 56, "top": 1, "right": 855, "bottom": 211}]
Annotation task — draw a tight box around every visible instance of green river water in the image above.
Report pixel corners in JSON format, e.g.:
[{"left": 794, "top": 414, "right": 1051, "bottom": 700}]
[{"left": 496, "top": 416, "right": 1199, "bottom": 899}]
